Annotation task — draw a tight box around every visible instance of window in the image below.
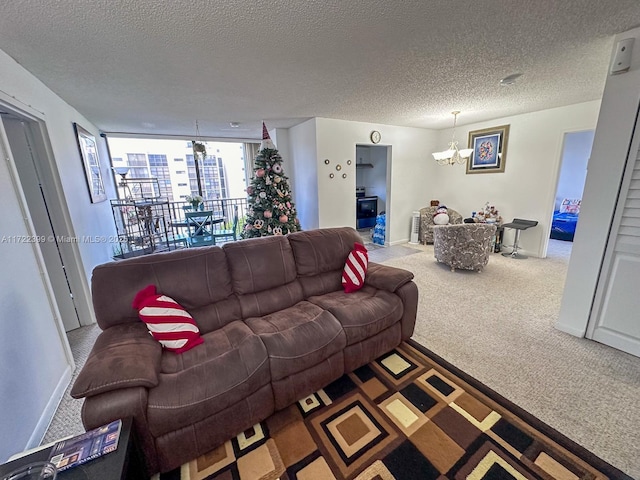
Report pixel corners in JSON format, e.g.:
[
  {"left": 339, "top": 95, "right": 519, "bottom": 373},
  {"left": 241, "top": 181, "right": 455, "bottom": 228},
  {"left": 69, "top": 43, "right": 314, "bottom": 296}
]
[
  {"left": 148, "top": 154, "right": 168, "bottom": 166},
  {"left": 107, "top": 137, "right": 243, "bottom": 201},
  {"left": 127, "top": 153, "right": 147, "bottom": 167},
  {"left": 149, "top": 163, "right": 173, "bottom": 199}
]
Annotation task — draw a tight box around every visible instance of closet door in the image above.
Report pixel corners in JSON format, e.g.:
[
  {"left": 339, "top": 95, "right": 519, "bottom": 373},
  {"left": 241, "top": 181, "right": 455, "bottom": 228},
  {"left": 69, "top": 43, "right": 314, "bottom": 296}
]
[{"left": 587, "top": 110, "right": 640, "bottom": 357}]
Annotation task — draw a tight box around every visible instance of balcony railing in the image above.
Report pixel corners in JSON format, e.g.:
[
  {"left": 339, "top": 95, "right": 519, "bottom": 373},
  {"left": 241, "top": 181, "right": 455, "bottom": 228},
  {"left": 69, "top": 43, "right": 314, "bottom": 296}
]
[
  {"left": 110, "top": 196, "right": 248, "bottom": 259},
  {"left": 166, "top": 198, "right": 249, "bottom": 237}
]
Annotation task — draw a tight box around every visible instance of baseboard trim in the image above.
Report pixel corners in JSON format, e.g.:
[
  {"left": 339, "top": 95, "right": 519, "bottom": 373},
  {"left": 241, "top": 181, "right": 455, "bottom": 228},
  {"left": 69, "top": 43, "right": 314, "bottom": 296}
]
[
  {"left": 25, "top": 365, "right": 72, "bottom": 450},
  {"left": 389, "top": 238, "right": 409, "bottom": 246},
  {"left": 554, "top": 322, "right": 586, "bottom": 338}
]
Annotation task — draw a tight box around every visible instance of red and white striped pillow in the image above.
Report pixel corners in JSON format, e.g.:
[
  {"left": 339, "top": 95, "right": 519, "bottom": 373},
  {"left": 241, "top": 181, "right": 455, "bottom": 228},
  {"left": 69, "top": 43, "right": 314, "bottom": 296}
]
[
  {"left": 342, "top": 242, "right": 368, "bottom": 293},
  {"left": 132, "top": 285, "right": 204, "bottom": 353}
]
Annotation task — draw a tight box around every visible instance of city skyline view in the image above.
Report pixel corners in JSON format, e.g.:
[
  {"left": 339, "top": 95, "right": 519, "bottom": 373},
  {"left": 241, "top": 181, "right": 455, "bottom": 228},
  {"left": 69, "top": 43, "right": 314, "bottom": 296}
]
[{"left": 107, "top": 137, "right": 251, "bottom": 202}]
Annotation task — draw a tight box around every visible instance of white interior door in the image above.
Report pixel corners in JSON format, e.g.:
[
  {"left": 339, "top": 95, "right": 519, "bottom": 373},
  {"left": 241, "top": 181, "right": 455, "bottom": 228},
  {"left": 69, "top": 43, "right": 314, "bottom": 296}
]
[
  {"left": 1, "top": 115, "right": 81, "bottom": 331},
  {"left": 587, "top": 107, "right": 640, "bottom": 357}
]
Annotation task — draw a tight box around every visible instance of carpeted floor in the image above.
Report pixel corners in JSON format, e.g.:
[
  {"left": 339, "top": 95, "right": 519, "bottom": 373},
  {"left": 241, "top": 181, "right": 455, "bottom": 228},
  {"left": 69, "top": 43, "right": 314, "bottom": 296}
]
[
  {"left": 44, "top": 239, "right": 640, "bottom": 478},
  {"left": 152, "top": 341, "right": 630, "bottom": 480}
]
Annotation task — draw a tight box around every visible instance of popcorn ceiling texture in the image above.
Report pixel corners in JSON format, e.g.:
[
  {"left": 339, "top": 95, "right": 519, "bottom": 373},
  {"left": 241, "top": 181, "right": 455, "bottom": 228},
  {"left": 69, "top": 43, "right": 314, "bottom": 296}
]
[{"left": 0, "top": 0, "right": 639, "bottom": 137}]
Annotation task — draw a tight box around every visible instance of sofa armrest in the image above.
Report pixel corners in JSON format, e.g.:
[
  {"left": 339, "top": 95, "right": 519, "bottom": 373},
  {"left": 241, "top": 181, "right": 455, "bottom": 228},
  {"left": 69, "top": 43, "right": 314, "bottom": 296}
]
[
  {"left": 365, "top": 262, "right": 414, "bottom": 292},
  {"left": 71, "top": 322, "right": 162, "bottom": 399}
]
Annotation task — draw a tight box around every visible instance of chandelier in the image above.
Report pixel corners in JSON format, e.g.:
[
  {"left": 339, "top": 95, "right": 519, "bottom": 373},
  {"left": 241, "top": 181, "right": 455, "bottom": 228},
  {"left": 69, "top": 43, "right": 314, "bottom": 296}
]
[{"left": 432, "top": 111, "right": 473, "bottom": 166}]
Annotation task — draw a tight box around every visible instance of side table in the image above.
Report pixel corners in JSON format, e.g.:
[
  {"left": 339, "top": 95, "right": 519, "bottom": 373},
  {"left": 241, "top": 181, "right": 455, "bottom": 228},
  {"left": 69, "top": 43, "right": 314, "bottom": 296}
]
[{"left": 0, "top": 418, "right": 147, "bottom": 480}]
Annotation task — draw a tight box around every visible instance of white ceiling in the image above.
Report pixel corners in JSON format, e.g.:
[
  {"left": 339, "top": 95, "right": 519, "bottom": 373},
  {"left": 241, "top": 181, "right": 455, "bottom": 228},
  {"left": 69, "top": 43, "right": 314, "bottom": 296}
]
[{"left": 1, "top": 1, "right": 639, "bottom": 139}]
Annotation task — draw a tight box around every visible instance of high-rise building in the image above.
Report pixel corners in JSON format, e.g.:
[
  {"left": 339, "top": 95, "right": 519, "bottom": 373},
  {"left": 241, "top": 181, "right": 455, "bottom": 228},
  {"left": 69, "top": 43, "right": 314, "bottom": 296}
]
[{"left": 107, "top": 138, "right": 247, "bottom": 202}]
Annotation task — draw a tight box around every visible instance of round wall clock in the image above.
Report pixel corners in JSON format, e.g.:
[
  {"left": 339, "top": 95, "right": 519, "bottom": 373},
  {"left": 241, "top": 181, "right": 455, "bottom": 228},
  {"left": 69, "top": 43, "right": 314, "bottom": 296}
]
[{"left": 370, "top": 130, "right": 381, "bottom": 144}]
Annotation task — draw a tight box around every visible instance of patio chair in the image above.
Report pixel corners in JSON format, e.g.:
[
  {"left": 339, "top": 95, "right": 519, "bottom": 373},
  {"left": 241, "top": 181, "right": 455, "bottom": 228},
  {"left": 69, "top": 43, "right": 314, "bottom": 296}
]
[
  {"left": 185, "top": 210, "right": 216, "bottom": 247},
  {"left": 211, "top": 206, "right": 239, "bottom": 244}
]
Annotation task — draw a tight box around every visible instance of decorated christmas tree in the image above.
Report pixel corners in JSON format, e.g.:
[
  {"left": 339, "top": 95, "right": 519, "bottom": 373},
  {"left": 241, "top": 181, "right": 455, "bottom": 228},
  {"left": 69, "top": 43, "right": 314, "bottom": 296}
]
[{"left": 242, "top": 123, "right": 301, "bottom": 238}]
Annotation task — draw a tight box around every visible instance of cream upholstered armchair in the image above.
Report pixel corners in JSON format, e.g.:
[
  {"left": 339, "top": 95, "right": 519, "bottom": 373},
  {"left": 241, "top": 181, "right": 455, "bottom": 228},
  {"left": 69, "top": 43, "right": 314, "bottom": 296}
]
[
  {"left": 419, "top": 206, "right": 463, "bottom": 244},
  {"left": 433, "top": 223, "right": 497, "bottom": 271}
]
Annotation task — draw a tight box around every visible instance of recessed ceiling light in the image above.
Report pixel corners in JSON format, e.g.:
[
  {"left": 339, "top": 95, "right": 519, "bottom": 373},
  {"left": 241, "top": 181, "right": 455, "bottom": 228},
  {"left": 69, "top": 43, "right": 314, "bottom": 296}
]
[
  {"left": 500, "top": 73, "right": 523, "bottom": 86},
  {"left": 230, "top": 122, "right": 240, "bottom": 128}
]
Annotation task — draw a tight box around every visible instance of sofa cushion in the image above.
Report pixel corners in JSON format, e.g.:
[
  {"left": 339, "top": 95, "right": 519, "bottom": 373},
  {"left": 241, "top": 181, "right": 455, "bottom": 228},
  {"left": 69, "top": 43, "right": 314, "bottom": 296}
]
[
  {"left": 147, "top": 320, "right": 270, "bottom": 437},
  {"left": 245, "top": 301, "right": 346, "bottom": 381},
  {"left": 92, "top": 246, "right": 235, "bottom": 331},
  {"left": 236, "top": 281, "right": 305, "bottom": 319},
  {"left": 308, "top": 285, "right": 404, "bottom": 345},
  {"left": 132, "top": 285, "right": 203, "bottom": 353},
  {"left": 288, "top": 227, "right": 362, "bottom": 277},
  {"left": 223, "top": 235, "right": 297, "bottom": 295}
]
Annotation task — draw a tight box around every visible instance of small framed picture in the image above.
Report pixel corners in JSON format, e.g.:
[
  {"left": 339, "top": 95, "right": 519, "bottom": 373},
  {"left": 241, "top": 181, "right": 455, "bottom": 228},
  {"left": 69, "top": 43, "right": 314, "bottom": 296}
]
[
  {"left": 74, "top": 123, "right": 107, "bottom": 203},
  {"left": 467, "top": 124, "right": 510, "bottom": 174}
]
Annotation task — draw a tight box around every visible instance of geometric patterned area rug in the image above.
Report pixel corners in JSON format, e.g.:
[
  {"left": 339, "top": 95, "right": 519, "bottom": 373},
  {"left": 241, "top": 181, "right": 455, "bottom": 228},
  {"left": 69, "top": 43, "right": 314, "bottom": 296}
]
[{"left": 153, "top": 340, "right": 630, "bottom": 480}]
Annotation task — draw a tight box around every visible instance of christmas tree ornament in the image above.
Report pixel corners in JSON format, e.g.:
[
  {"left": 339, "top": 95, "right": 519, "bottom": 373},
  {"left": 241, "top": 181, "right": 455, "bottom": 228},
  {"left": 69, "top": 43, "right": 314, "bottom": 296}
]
[
  {"left": 264, "top": 210, "right": 273, "bottom": 219},
  {"left": 279, "top": 214, "right": 288, "bottom": 223},
  {"left": 273, "top": 164, "right": 283, "bottom": 174},
  {"left": 274, "top": 176, "right": 282, "bottom": 183},
  {"left": 273, "top": 227, "right": 283, "bottom": 235},
  {"left": 254, "top": 219, "right": 264, "bottom": 229},
  {"left": 260, "top": 122, "right": 275, "bottom": 150},
  {"left": 256, "top": 168, "right": 265, "bottom": 177}
]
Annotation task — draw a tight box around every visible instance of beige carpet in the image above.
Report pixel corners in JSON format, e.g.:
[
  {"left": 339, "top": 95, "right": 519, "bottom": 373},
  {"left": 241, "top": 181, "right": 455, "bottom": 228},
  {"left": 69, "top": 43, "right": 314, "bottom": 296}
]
[
  {"left": 44, "top": 240, "right": 640, "bottom": 478},
  {"left": 380, "top": 240, "right": 640, "bottom": 479}
]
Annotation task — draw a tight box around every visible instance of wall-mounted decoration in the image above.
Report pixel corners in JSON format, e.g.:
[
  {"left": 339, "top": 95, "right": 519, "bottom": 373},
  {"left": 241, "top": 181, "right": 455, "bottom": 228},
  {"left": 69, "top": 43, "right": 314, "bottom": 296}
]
[
  {"left": 324, "top": 159, "right": 330, "bottom": 165},
  {"left": 329, "top": 173, "right": 335, "bottom": 179},
  {"left": 74, "top": 123, "right": 107, "bottom": 202},
  {"left": 466, "top": 124, "right": 510, "bottom": 174},
  {"left": 336, "top": 164, "right": 342, "bottom": 171},
  {"left": 370, "top": 130, "right": 381, "bottom": 144}
]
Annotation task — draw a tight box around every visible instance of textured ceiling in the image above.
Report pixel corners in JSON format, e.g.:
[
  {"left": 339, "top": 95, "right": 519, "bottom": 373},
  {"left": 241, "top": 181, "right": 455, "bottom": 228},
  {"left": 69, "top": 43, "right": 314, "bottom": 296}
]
[{"left": 1, "top": 0, "right": 639, "bottom": 139}]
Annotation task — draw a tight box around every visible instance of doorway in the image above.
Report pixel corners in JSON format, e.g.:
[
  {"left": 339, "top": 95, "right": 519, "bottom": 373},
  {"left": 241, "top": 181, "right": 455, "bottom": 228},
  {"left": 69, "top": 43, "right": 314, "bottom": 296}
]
[
  {"left": 549, "top": 130, "right": 594, "bottom": 245},
  {"left": 355, "top": 144, "right": 390, "bottom": 245},
  {"left": 1, "top": 113, "right": 82, "bottom": 331}
]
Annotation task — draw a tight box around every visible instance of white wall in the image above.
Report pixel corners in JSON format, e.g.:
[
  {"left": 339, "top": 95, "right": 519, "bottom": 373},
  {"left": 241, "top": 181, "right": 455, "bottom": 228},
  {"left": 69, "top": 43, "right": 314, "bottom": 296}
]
[
  {"left": 558, "top": 26, "right": 640, "bottom": 337},
  {"left": 313, "top": 118, "right": 438, "bottom": 243},
  {"left": 430, "top": 101, "right": 600, "bottom": 257},
  {"left": 0, "top": 125, "right": 72, "bottom": 461},
  {"left": 555, "top": 130, "right": 594, "bottom": 210},
  {"left": 0, "top": 49, "right": 118, "bottom": 283},
  {"left": 0, "top": 47, "right": 118, "bottom": 458},
  {"left": 288, "top": 119, "right": 319, "bottom": 230}
]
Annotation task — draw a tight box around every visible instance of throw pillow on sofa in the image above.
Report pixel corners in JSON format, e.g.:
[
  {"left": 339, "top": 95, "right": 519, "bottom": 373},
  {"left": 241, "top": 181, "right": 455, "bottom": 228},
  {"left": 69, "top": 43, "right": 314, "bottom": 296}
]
[
  {"left": 132, "top": 284, "right": 204, "bottom": 353},
  {"left": 342, "top": 242, "right": 368, "bottom": 293}
]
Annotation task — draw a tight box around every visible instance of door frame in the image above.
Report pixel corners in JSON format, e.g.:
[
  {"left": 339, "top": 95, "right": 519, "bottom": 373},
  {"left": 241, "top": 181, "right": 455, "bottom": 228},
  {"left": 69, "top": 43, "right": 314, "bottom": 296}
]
[{"left": 0, "top": 98, "right": 94, "bottom": 334}]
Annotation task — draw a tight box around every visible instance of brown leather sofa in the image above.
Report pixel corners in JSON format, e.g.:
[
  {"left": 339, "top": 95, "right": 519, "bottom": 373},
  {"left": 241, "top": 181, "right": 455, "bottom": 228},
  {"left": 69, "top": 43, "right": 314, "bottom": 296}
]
[{"left": 70, "top": 227, "right": 418, "bottom": 474}]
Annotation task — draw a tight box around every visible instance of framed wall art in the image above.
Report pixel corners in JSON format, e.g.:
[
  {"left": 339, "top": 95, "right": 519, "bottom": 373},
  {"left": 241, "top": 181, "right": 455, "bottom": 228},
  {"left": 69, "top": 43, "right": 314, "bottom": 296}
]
[
  {"left": 74, "top": 122, "right": 106, "bottom": 203},
  {"left": 466, "top": 124, "right": 510, "bottom": 174}
]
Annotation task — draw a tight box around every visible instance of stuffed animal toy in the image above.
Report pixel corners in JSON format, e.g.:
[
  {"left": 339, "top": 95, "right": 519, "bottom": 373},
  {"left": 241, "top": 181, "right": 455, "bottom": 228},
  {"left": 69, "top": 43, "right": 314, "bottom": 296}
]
[{"left": 433, "top": 205, "right": 450, "bottom": 225}]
